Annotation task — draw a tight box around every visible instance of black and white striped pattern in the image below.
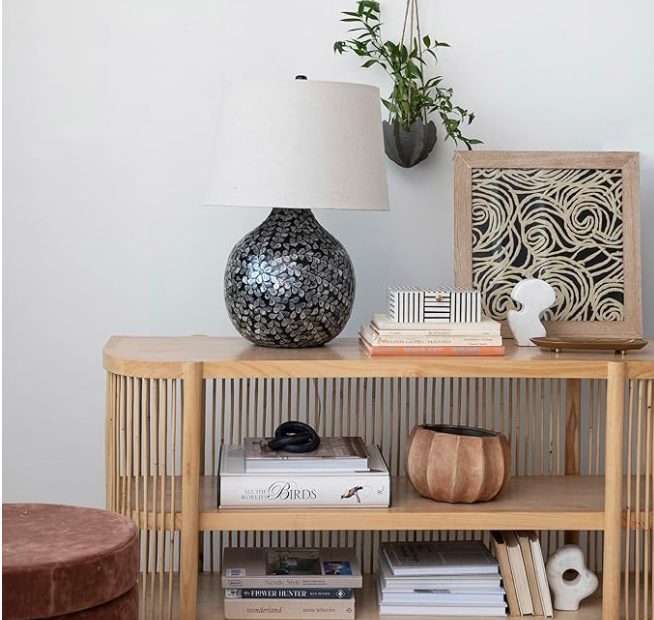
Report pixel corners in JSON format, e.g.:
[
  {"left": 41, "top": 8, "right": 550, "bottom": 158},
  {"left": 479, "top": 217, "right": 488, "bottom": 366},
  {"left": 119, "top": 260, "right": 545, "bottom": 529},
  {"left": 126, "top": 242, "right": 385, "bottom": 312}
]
[
  {"left": 450, "top": 290, "right": 481, "bottom": 322},
  {"left": 424, "top": 292, "right": 451, "bottom": 320},
  {"left": 388, "top": 287, "right": 480, "bottom": 323},
  {"left": 389, "top": 289, "right": 425, "bottom": 322}
]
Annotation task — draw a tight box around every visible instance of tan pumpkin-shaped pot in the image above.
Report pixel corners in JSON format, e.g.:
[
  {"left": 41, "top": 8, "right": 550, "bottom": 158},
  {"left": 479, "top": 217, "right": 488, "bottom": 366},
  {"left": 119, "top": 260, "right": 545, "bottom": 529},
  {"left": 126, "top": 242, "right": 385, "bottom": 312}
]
[{"left": 405, "top": 424, "right": 511, "bottom": 503}]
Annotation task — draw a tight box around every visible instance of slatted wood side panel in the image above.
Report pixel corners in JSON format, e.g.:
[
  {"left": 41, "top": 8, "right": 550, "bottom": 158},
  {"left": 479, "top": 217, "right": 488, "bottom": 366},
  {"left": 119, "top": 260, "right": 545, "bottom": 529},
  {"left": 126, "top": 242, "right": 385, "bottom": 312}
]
[
  {"left": 106, "top": 373, "right": 183, "bottom": 620},
  {"left": 624, "top": 378, "right": 653, "bottom": 620}
]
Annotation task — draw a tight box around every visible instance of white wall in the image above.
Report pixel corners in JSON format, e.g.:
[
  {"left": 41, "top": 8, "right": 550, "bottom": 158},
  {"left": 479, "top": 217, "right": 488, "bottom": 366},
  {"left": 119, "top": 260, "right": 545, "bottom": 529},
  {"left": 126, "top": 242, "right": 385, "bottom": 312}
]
[{"left": 4, "top": 0, "right": 653, "bottom": 506}]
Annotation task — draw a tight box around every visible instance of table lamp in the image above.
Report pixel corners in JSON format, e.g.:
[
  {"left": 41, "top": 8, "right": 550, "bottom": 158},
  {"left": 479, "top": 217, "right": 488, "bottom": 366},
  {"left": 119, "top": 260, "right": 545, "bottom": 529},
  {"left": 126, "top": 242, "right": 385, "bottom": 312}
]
[{"left": 204, "top": 78, "right": 389, "bottom": 348}]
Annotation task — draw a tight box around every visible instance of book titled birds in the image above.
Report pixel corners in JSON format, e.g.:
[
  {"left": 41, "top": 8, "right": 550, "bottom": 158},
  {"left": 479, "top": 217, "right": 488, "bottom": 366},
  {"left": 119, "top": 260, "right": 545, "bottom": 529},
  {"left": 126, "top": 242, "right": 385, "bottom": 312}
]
[
  {"left": 361, "top": 286, "right": 504, "bottom": 357},
  {"left": 218, "top": 444, "right": 390, "bottom": 508}
]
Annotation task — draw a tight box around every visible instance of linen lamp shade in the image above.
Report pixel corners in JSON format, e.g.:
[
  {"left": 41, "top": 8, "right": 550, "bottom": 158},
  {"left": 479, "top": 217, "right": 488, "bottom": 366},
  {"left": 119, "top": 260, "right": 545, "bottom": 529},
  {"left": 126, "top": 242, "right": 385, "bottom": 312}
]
[{"left": 204, "top": 79, "right": 389, "bottom": 212}]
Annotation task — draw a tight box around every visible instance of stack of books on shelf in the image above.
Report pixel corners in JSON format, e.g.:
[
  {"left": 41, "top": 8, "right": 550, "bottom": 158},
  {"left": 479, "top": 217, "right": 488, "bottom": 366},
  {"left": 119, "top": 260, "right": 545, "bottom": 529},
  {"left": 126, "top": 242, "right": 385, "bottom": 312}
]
[
  {"left": 377, "top": 541, "right": 508, "bottom": 617},
  {"left": 222, "top": 547, "right": 362, "bottom": 619},
  {"left": 218, "top": 436, "right": 390, "bottom": 508},
  {"left": 490, "top": 531, "right": 553, "bottom": 617},
  {"left": 360, "top": 287, "right": 504, "bottom": 357}
]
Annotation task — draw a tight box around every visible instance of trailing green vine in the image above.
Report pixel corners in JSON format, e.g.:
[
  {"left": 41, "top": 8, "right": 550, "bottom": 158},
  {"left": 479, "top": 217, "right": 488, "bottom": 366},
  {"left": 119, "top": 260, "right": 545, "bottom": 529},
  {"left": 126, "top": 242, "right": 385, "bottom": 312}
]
[{"left": 334, "top": 0, "right": 481, "bottom": 149}]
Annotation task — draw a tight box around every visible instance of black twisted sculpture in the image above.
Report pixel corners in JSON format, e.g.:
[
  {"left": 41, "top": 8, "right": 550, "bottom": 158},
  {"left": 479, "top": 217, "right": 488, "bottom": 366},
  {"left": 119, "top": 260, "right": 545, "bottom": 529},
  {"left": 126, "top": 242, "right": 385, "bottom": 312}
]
[{"left": 267, "top": 421, "right": 321, "bottom": 453}]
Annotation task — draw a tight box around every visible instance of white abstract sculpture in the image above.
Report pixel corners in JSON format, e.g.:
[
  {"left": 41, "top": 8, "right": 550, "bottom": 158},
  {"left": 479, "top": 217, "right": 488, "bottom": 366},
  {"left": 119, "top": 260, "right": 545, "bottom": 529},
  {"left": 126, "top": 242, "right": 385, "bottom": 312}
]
[
  {"left": 507, "top": 278, "right": 556, "bottom": 346},
  {"left": 546, "top": 545, "right": 598, "bottom": 611}
]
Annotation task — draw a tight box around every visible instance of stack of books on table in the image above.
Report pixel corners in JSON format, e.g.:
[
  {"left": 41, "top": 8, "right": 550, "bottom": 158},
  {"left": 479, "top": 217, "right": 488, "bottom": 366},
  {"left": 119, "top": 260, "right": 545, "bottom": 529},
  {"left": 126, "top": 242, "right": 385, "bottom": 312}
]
[
  {"left": 359, "top": 287, "right": 504, "bottom": 357},
  {"left": 377, "top": 541, "right": 508, "bottom": 617},
  {"left": 222, "top": 547, "right": 362, "bottom": 619},
  {"left": 491, "top": 531, "right": 553, "bottom": 617},
  {"left": 218, "top": 436, "right": 390, "bottom": 508}
]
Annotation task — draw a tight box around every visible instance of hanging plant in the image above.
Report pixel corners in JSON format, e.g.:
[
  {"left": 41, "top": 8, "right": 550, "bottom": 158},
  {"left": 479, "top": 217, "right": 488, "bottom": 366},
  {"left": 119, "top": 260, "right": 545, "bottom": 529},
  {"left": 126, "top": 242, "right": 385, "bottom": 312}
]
[{"left": 334, "top": 0, "right": 481, "bottom": 167}]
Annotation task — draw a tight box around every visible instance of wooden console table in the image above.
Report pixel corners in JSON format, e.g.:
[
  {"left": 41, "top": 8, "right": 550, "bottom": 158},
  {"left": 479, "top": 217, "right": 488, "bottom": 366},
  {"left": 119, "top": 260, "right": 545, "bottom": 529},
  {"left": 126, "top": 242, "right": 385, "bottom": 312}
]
[{"left": 104, "top": 337, "right": 654, "bottom": 620}]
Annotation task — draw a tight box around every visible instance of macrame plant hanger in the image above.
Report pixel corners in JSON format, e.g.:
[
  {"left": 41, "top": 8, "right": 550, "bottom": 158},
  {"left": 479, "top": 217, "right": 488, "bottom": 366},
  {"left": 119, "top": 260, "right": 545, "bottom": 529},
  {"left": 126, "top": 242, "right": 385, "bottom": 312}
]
[
  {"left": 394, "top": 0, "right": 427, "bottom": 125},
  {"left": 383, "top": 0, "right": 438, "bottom": 167}
]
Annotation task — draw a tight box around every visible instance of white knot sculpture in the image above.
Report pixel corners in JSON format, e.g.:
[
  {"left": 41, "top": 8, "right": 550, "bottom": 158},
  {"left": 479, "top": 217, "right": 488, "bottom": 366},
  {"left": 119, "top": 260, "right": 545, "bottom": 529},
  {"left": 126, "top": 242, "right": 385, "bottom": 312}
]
[
  {"left": 546, "top": 544, "right": 598, "bottom": 611},
  {"left": 508, "top": 278, "right": 556, "bottom": 346}
]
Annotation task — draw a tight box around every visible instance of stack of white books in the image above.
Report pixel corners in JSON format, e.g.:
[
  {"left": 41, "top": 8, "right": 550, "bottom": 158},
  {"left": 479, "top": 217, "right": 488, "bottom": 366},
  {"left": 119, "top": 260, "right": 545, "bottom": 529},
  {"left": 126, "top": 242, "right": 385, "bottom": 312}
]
[
  {"left": 377, "top": 541, "right": 508, "bottom": 617},
  {"left": 218, "top": 437, "right": 390, "bottom": 508},
  {"left": 360, "top": 314, "right": 504, "bottom": 358}
]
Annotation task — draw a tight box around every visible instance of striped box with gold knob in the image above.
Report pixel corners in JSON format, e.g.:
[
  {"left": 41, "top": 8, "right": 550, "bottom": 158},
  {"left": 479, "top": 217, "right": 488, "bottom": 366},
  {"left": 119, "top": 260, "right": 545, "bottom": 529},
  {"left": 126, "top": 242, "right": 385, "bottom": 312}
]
[{"left": 388, "top": 286, "right": 481, "bottom": 323}]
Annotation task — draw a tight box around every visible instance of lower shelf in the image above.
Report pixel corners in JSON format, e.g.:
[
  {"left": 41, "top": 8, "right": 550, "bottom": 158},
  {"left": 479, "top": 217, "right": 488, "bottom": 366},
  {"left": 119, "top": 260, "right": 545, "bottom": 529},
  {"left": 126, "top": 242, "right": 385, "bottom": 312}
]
[{"left": 144, "top": 574, "right": 606, "bottom": 620}]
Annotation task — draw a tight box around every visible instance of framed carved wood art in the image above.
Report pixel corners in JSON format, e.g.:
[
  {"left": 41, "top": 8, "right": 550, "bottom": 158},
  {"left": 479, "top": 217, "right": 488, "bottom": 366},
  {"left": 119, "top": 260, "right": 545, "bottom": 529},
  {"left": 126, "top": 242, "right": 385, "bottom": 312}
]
[{"left": 454, "top": 151, "right": 642, "bottom": 337}]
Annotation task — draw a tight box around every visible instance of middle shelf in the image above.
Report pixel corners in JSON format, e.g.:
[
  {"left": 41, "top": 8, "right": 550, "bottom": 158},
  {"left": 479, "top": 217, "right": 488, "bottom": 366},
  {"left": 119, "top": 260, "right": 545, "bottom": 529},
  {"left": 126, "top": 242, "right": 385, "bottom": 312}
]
[
  {"left": 124, "top": 475, "right": 639, "bottom": 532},
  {"left": 202, "top": 476, "right": 606, "bottom": 532}
]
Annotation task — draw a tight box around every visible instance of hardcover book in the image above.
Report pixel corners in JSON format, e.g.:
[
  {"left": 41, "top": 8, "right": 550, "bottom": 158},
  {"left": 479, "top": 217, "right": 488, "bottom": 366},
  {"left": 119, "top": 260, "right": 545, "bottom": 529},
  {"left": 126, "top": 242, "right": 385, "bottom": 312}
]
[
  {"left": 360, "top": 339, "right": 506, "bottom": 357},
  {"left": 244, "top": 437, "right": 369, "bottom": 472},
  {"left": 219, "top": 444, "right": 390, "bottom": 508},
  {"left": 371, "top": 314, "right": 501, "bottom": 335},
  {"left": 376, "top": 578, "right": 506, "bottom": 617},
  {"left": 490, "top": 531, "right": 519, "bottom": 616},
  {"left": 519, "top": 531, "right": 553, "bottom": 617},
  {"left": 378, "top": 553, "right": 502, "bottom": 591},
  {"left": 224, "top": 597, "right": 355, "bottom": 620},
  {"left": 518, "top": 531, "right": 544, "bottom": 616},
  {"left": 503, "top": 531, "right": 533, "bottom": 615},
  {"left": 377, "top": 602, "right": 507, "bottom": 617},
  {"left": 225, "top": 588, "right": 353, "bottom": 600},
  {"left": 379, "top": 589, "right": 505, "bottom": 605},
  {"left": 360, "top": 325, "right": 503, "bottom": 347},
  {"left": 222, "top": 548, "right": 363, "bottom": 589},
  {"left": 382, "top": 541, "right": 500, "bottom": 576}
]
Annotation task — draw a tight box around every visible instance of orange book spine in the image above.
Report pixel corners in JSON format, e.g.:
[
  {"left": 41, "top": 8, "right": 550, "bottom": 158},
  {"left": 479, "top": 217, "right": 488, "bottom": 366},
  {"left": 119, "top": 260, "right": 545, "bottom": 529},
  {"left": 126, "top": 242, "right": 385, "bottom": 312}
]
[{"left": 360, "top": 339, "right": 505, "bottom": 357}]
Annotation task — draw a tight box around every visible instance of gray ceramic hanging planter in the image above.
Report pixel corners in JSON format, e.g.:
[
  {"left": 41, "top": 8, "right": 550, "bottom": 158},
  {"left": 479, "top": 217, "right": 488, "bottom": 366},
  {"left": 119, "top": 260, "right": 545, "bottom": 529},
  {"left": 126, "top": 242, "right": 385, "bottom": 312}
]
[{"left": 383, "top": 119, "right": 437, "bottom": 168}]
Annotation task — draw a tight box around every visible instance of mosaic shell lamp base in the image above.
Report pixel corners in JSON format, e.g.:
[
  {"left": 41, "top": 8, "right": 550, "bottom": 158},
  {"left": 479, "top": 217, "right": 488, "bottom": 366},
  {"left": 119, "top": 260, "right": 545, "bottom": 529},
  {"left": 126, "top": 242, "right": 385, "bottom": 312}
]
[{"left": 224, "top": 208, "right": 355, "bottom": 348}]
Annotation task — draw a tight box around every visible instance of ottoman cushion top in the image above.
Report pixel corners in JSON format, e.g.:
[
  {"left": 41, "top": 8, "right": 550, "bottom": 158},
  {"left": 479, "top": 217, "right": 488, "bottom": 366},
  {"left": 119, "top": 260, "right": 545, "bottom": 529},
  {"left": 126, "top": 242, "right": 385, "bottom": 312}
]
[{"left": 3, "top": 503, "right": 139, "bottom": 620}]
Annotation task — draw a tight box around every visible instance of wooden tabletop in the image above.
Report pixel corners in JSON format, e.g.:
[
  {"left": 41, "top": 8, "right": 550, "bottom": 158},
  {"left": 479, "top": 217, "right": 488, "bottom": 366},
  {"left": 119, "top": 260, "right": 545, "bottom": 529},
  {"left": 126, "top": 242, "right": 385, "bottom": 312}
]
[{"left": 103, "top": 336, "right": 654, "bottom": 379}]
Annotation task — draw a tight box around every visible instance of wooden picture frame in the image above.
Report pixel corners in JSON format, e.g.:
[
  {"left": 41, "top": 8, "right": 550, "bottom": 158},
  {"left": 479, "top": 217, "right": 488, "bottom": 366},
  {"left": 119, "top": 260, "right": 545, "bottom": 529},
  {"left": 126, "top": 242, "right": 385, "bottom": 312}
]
[{"left": 454, "top": 151, "right": 642, "bottom": 338}]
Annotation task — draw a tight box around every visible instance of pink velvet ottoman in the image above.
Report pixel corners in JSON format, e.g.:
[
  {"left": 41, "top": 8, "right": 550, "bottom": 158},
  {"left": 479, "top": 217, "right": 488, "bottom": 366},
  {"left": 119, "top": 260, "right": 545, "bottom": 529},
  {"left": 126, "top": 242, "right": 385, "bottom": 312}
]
[{"left": 2, "top": 504, "right": 139, "bottom": 620}]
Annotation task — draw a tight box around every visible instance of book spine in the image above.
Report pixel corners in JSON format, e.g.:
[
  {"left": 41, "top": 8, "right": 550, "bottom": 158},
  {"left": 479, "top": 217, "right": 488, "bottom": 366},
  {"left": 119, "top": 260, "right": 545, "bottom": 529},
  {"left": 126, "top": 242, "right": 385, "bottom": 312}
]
[
  {"left": 224, "top": 597, "right": 355, "bottom": 619},
  {"left": 372, "top": 327, "right": 499, "bottom": 337},
  {"left": 490, "top": 532, "right": 520, "bottom": 616},
  {"left": 226, "top": 588, "right": 353, "bottom": 599},
  {"left": 363, "top": 333, "right": 502, "bottom": 347},
  {"left": 378, "top": 604, "right": 507, "bottom": 616},
  {"left": 362, "top": 343, "right": 506, "bottom": 357},
  {"left": 222, "top": 576, "right": 362, "bottom": 589},
  {"left": 518, "top": 533, "right": 544, "bottom": 616},
  {"left": 219, "top": 472, "right": 390, "bottom": 508}
]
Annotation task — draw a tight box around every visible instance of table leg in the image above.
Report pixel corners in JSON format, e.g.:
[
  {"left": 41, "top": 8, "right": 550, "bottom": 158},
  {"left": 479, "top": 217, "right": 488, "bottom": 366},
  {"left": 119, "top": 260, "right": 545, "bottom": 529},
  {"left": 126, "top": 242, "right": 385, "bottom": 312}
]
[
  {"left": 180, "top": 362, "right": 203, "bottom": 620},
  {"left": 602, "top": 362, "right": 626, "bottom": 620}
]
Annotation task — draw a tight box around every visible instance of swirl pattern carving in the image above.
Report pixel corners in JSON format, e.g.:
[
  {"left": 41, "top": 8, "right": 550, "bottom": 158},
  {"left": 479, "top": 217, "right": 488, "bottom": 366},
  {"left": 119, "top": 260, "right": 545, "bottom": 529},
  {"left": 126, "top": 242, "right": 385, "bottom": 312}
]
[{"left": 471, "top": 168, "right": 624, "bottom": 322}]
